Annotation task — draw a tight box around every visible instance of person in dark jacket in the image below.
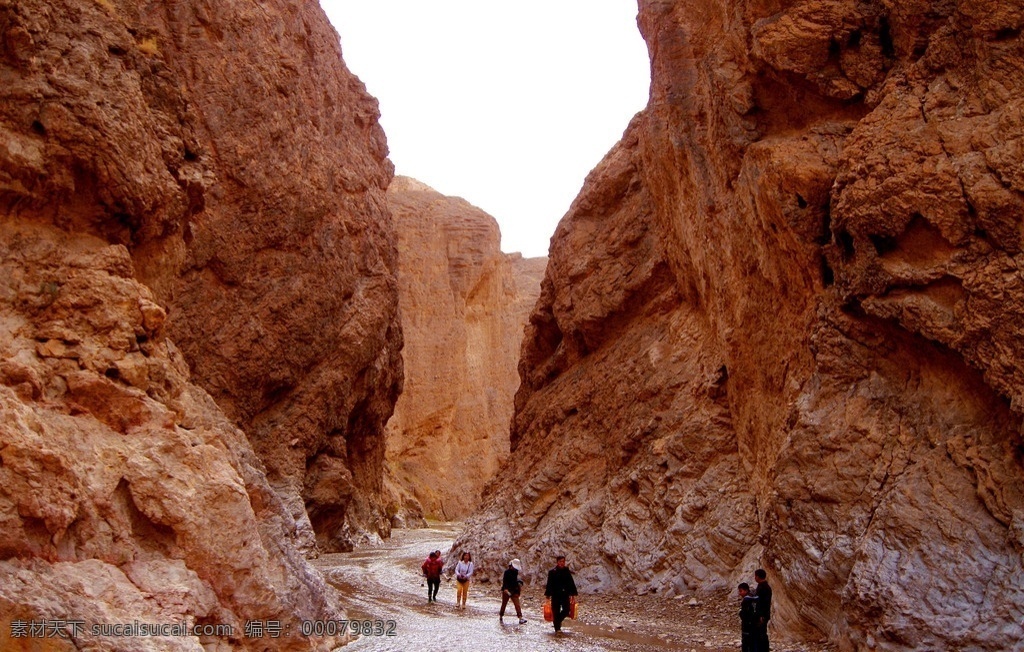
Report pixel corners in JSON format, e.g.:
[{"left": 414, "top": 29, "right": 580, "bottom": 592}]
[
  {"left": 753, "top": 569, "right": 773, "bottom": 651},
  {"left": 499, "top": 559, "right": 527, "bottom": 624},
  {"left": 421, "top": 551, "right": 443, "bottom": 602},
  {"left": 737, "top": 582, "right": 759, "bottom": 652},
  {"left": 544, "top": 555, "right": 578, "bottom": 633}
]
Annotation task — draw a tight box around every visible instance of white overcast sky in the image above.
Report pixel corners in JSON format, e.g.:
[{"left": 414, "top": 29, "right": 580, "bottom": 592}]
[{"left": 318, "top": 1, "right": 651, "bottom": 258}]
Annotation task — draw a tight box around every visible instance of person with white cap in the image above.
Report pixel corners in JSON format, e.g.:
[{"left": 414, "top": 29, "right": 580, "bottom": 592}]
[{"left": 499, "top": 559, "right": 527, "bottom": 624}]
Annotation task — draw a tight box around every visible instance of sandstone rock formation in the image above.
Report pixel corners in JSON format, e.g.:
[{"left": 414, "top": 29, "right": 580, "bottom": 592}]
[
  {"left": 1, "top": 0, "right": 400, "bottom": 646},
  {"left": 0, "top": 224, "right": 344, "bottom": 650},
  {"left": 1, "top": 0, "right": 401, "bottom": 554},
  {"left": 458, "top": 1, "right": 1024, "bottom": 650},
  {"left": 385, "top": 177, "right": 546, "bottom": 523}
]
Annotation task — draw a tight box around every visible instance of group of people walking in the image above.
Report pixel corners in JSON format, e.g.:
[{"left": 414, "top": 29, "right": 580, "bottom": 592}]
[
  {"left": 423, "top": 549, "right": 479, "bottom": 607},
  {"left": 425, "top": 550, "right": 775, "bottom": 644},
  {"left": 420, "top": 551, "right": 578, "bottom": 633}
]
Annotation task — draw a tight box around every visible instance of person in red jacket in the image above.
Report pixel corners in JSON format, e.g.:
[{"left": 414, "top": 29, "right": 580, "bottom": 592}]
[{"left": 421, "top": 551, "right": 444, "bottom": 602}]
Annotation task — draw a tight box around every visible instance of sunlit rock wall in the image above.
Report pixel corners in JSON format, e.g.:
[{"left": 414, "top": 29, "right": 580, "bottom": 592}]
[
  {"left": 385, "top": 177, "right": 546, "bottom": 522},
  {"left": 458, "top": 1, "right": 1024, "bottom": 650}
]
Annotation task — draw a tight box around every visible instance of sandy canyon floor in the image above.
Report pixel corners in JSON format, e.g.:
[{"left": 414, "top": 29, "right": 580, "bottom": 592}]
[{"left": 313, "top": 524, "right": 837, "bottom": 652}]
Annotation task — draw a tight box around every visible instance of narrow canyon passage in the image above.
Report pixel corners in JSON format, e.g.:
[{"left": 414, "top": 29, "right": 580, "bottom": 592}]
[
  {"left": 312, "top": 524, "right": 833, "bottom": 652},
  {"left": 2, "top": 0, "right": 1021, "bottom": 648}
]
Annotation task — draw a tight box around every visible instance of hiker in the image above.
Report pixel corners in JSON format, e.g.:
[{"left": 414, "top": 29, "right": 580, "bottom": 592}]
[
  {"left": 421, "top": 551, "right": 443, "bottom": 602},
  {"left": 454, "top": 551, "right": 475, "bottom": 608},
  {"left": 753, "top": 569, "right": 773, "bottom": 651},
  {"left": 544, "top": 555, "right": 578, "bottom": 633},
  {"left": 499, "top": 559, "right": 527, "bottom": 624},
  {"left": 738, "top": 582, "right": 759, "bottom": 652}
]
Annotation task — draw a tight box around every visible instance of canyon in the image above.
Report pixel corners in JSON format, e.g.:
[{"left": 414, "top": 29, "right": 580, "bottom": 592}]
[
  {"left": 2, "top": 0, "right": 1023, "bottom": 650},
  {"left": 0, "top": 0, "right": 542, "bottom": 648}
]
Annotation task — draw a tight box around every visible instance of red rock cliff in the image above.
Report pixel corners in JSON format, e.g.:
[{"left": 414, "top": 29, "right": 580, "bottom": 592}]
[
  {"left": 2, "top": 0, "right": 401, "bottom": 552},
  {"left": 1, "top": 0, "right": 400, "bottom": 646},
  {"left": 135, "top": 0, "right": 402, "bottom": 554},
  {"left": 458, "top": 1, "right": 1024, "bottom": 650},
  {"left": 385, "top": 177, "right": 546, "bottom": 522}
]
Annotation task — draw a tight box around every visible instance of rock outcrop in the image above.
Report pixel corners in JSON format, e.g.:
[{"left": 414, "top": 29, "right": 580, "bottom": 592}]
[
  {"left": 1, "top": 0, "right": 399, "bottom": 647},
  {"left": 1, "top": 0, "right": 401, "bottom": 553},
  {"left": 385, "top": 177, "right": 546, "bottom": 522},
  {"left": 0, "top": 224, "right": 346, "bottom": 649},
  {"left": 458, "top": 1, "right": 1024, "bottom": 650}
]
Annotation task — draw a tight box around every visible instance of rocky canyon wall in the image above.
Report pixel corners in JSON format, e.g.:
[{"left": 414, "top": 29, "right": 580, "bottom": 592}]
[
  {"left": 1, "top": 0, "right": 400, "bottom": 647},
  {"left": 2, "top": 0, "right": 402, "bottom": 552},
  {"left": 0, "top": 225, "right": 344, "bottom": 650},
  {"left": 457, "top": 1, "right": 1024, "bottom": 650},
  {"left": 385, "top": 177, "right": 545, "bottom": 522}
]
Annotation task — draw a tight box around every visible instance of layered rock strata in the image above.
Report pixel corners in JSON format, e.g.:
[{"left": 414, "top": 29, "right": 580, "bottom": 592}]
[
  {"left": 458, "top": 1, "right": 1024, "bottom": 650},
  {"left": 1, "top": 0, "right": 400, "bottom": 646},
  {"left": 385, "top": 177, "right": 546, "bottom": 522}
]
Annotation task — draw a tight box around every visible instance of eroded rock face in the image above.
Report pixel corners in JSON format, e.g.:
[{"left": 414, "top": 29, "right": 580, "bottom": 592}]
[
  {"left": 1, "top": 0, "right": 400, "bottom": 645},
  {"left": 458, "top": 1, "right": 1024, "bottom": 650},
  {"left": 1, "top": 0, "right": 401, "bottom": 553},
  {"left": 385, "top": 177, "right": 546, "bottom": 522},
  {"left": 0, "top": 224, "right": 343, "bottom": 650},
  {"left": 148, "top": 1, "right": 402, "bottom": 555}
]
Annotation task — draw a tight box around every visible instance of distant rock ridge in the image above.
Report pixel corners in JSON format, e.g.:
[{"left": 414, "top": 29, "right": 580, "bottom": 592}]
[
  {"left": 457, "top": 1, "right": 1024, "bottom": 650},
  {"left": 385, "top": 176, "right": 546, "bottom": 523},
  {"left": 1, "top": 0, "right": 400, "bottom": 647}
]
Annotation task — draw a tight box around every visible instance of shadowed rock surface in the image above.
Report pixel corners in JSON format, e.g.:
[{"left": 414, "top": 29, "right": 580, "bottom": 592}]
[
  {"left": 385, "top": 177, "right": 546, "bottom": 523},
  {"left": 457, "top": 1, "right": 1024, "bottom": 650},
  {"left": 1, "top": 0, "right": 400, "bottom": 647}
]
